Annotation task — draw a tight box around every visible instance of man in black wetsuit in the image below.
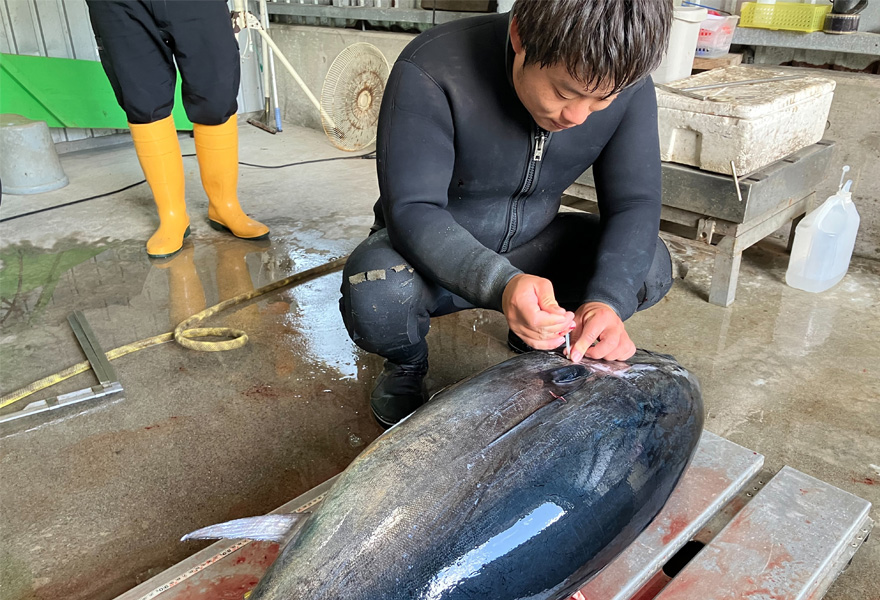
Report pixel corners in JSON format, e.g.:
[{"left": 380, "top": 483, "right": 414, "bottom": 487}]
[{"left": 341, "top": 0, "right": 675, "bottom": 428}]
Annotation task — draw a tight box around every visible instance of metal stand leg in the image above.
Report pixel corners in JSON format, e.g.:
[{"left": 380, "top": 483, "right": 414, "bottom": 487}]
[{"left": 709, "top": 237, "right": 741, "bottom": 307}]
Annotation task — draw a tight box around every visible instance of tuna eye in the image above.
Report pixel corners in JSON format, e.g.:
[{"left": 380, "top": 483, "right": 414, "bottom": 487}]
[{"left": 548, "top": 364, "right": 589, "bottom": 384}]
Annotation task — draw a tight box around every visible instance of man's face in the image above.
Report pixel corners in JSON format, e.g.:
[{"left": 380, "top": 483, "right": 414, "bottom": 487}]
[{"left": 510, "top": 20, "right": 618, "bottom": 132}]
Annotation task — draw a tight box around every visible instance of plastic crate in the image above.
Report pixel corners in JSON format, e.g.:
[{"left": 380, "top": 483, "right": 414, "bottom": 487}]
[
  {"left": 696, "top": 15, "right": 740, "bottom": 58},
  {"left": 740, "top": 2, "right": 832, "bottom": 32}
]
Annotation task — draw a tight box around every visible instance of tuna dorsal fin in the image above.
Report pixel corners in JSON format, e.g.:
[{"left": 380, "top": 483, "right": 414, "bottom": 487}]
[{"left": 181, "top": 514, "right": 307, "bottom": 543}]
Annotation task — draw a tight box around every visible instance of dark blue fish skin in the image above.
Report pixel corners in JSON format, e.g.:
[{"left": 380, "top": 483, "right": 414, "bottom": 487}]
[{"left": 250, "top": 350, "right": 703, "bottom": 600}]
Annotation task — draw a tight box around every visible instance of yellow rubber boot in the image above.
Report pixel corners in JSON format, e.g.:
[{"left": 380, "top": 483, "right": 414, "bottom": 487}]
[
  {"left": 193, "top": 116, "right": 269, "bottom": 240},
  {"left": 129, "top": 116, "right": 190, "bottom": 258}
]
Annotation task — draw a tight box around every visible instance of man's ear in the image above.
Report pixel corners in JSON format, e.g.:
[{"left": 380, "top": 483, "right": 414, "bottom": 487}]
[{"left": 509, "top": 16, "right": 524, "bottom": 54}]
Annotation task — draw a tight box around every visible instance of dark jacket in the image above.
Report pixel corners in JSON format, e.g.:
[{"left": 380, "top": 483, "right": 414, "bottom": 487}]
[{"left": 372, "top": 13, "right": 662, "bottom": 320}]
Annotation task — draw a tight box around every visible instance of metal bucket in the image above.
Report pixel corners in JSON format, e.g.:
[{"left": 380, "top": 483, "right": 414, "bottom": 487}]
[{"left": 0, "top": 114, "right": 69, "bottom": 195}]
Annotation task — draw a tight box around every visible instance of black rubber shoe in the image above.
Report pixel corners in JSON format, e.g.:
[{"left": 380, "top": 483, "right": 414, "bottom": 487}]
[
  {"left": 507, "top": 330, "right": 533, "bottom": 354},
  {"left": 507, "top": 331, "right": 565, "bottom": 355},
  {"left": 370, "top": 361, "right": 429, "bottom": 429}
]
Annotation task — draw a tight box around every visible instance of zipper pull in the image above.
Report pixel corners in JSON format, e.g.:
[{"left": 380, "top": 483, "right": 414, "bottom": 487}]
[{"left": 533, "top": 131, "right": 546, "bottom": 162}]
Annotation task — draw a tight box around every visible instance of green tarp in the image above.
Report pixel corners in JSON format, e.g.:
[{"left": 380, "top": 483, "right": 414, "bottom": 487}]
[{"left": 0, "top": 53, "right": 193, "bottom": 130}]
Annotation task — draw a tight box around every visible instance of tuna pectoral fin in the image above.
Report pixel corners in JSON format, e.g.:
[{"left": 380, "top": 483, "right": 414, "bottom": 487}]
[{"left": 181, "top": 514, "right": 307, "bottom": 543}]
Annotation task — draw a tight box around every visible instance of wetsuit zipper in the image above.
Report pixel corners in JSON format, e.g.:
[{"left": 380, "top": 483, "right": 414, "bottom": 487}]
[{"left": 500, "top": 126, "right": 549, "bottom": 253}]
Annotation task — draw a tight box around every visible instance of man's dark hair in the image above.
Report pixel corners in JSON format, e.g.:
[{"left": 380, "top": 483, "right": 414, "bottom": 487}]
[{"left": 512, "top": 0, "right": 673, "bottom": 95}]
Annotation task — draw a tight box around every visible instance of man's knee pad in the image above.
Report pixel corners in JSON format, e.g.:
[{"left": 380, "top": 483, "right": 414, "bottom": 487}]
[{"left": 339, "top": 236, "right": 427, "bottom": 359}]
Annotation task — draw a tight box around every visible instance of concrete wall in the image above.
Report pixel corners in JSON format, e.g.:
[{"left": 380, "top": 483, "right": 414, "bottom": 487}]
[{"left": 267, "top": 25, "right": 416, "bottom": 133}]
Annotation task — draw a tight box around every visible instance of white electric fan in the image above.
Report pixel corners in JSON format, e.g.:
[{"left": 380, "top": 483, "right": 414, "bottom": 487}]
[{"left": 320, "top": 43, "right": 391, "bottom": 152}]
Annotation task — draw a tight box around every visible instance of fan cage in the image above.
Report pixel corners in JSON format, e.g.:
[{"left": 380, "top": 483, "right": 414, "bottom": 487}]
[{"left": 321, "top": 43, "right": 390, "bottom": 151}]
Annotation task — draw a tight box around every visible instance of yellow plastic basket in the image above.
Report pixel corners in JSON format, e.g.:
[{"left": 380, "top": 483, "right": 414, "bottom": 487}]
[{"left": 740, "top": 2, "right": 832, "bottom": 32}]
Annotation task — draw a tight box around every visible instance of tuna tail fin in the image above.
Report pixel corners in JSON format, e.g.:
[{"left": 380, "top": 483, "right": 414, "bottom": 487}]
[{"left": 181, "top": 513, "right": 308, "bottom": 543}]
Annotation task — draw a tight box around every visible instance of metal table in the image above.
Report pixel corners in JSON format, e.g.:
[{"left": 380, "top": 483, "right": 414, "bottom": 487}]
[
  {"left": 114, "top": 430, "right": 872, "bottom": 600},
  {"left": 563, "top": 140, "right": 835, "bottom": 307}
]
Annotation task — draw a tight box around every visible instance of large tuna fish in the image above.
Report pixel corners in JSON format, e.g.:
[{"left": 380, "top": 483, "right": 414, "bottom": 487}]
[{"left": 185, "top": 350, "right": 703, "bottom": 599}]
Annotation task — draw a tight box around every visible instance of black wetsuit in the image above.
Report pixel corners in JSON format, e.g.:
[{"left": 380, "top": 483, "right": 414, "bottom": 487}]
[
  {"left": 86, "top": 0, "right": 239, "bottom": 125},
  {"left": 340, "top": 13, "right": 672, "bottom": 366}
]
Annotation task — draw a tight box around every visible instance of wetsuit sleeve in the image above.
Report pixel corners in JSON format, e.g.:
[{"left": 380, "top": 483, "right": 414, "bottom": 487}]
[
  {"left": 377, "top": 59, "right": 522, "bottom": 310},
  {"left": 587, "top": 79, "right": 663, "bottom": 321}
]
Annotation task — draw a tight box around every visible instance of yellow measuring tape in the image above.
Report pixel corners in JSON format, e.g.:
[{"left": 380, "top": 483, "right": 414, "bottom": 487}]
[{"left": 0, "top": 256, "right": 348, "bottom": 410}]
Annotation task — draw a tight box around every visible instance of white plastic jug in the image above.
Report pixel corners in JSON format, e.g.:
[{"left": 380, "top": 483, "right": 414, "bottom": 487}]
[{"left": 785, "top": 166, "right": 860, "bottom": 293}]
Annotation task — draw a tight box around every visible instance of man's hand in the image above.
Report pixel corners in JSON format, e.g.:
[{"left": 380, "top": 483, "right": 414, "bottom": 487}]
[
  {"left": 502, "top": 274, "right": 574, "bottom": 350},
  {"left": 567, "top": 301, "right": 635, "bottom": 362}
]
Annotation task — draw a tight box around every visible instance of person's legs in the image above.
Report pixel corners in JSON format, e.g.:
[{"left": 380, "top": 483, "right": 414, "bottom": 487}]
[
  {"left": 340, "top": 230, "right": 473, "bottom": 427},
  {"left": 504, "top": 212, "right": 673, "bottom": 349},
  {"left": 340, "top": 215, "right": 672, "bottom": 424},
  {"left": 87, "top": 1, "right": 189, "bottom": 258},
  {"left": 87, "top": 0, "right": 177, "bottom": 124},
  {"left": 162, "top": 0, "right": 240, "bottom": 126},
  {"left": 637, "top": 236, "right": 675, "bottom": 311},
  {"left": 518, "top": 212, "right": 672, "bottom": 312},
  {"left": 165, "top": 1, "right": 269, "bottom": 240}
]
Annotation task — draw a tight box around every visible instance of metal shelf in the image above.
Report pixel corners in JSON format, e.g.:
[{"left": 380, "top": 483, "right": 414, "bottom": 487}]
[
  {"left": 265, "top": 3, "right": 476, "bottom": 25},
  {"left": 263, "top": 4, "right": 880, "bottom": 57},
  {"left": 732, "top": 28, "right": 880, "bottom": 56}
]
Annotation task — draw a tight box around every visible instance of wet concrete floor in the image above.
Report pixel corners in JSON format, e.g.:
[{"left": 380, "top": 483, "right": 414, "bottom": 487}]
[{"left": 0, "top": 121, "right": 877, "bottom": 600}]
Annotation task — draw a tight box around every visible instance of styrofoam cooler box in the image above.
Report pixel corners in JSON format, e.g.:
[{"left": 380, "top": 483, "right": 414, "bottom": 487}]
[{"left": 657, "top": 66, "right": 835, "bottom": 175}]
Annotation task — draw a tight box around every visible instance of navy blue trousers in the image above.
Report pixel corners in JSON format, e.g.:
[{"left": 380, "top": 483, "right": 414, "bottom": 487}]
[{"left": 87, "top": 0, "right": 239, "bottom": 125}]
